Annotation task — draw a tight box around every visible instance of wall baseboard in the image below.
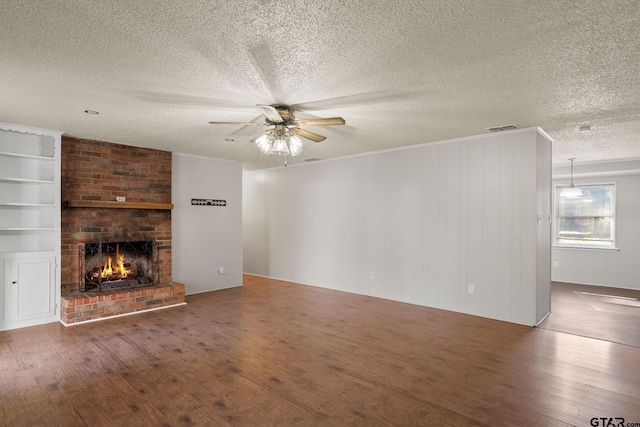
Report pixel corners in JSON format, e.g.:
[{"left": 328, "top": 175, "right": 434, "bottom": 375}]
[{"left": 552, "top": 280, "right": 639, "bottom": 291}]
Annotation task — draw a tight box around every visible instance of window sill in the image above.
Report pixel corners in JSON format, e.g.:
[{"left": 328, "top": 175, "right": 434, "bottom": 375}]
[{"left": 552, "top": 245, "right": 619, "bottom": 252}]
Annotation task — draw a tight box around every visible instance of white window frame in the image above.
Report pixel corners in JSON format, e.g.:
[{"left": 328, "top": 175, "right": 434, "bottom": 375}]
[{"left": 553, "top": 182, "right": 617, "bottom": 251}]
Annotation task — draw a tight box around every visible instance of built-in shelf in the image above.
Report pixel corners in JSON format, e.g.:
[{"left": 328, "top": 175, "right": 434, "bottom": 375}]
[
  {"left": 0, "top": 177, "right": 55, "bottom": 184},
  {"left": 0, "top": 202, "right": 55, "bottom": 207},
  {"left": 0, "top": 151, "right": 55, "bottom": 161},
  {"left": 65, "top": 200, "right": 174, "bottom": 210},
  {"left": 1, "top": 123, "right": 62, "bottom": 332},
  {"left": 0, "top": 227, "right": 56, "bottom": 231}
]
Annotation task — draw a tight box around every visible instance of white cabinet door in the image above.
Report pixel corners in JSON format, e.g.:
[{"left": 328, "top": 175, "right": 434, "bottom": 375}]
[{"left": 9, "top": 256, "right": 56, "bottom": 323}]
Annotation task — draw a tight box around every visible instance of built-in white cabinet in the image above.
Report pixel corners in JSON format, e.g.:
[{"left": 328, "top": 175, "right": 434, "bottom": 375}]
[
  {"left": 8, "top": 255, "right": 56, "bottom": 323},
  {"left": 0, "top": 122, "right": 61, "bottom": 330}
]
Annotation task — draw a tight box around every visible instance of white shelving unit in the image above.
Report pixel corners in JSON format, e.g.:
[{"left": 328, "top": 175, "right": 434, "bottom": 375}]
[{"left": 0, "top": 122, "right": 62, "bottom": 331}]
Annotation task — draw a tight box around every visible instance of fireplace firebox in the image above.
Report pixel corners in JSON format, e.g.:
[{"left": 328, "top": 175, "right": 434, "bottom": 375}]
[{"left": 81, "top": 241, "right": 159, "bottom": 292}]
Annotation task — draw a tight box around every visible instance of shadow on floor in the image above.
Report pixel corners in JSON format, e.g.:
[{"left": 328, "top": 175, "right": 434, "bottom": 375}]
[{"left": 539, "top": 281, "right": 640, "bottom": 347}]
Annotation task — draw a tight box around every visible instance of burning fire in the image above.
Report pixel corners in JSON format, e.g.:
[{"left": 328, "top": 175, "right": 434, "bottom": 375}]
[{"left": 100, "top": 243, "right": 131, "bottom": 279}]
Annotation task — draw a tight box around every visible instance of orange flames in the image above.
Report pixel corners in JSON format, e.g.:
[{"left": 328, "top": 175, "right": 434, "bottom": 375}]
[{"left": 100, "top": 243, "right": 131, "bottom": 279}]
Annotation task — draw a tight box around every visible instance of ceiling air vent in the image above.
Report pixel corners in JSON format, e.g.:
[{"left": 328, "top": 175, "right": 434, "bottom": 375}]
[{"left": 487, "top": 124, "right": 518, "bottom": 132}]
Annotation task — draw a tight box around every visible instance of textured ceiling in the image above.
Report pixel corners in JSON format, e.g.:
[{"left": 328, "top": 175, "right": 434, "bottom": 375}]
[{"left": 1, "top": 0, "right": 639, "bottom": 170}]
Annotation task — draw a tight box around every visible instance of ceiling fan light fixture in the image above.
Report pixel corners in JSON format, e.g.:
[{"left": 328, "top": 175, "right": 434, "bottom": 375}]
[
  {"left": 254, "top": 126, "right": 305, "bottom": 157},
  {"left": 212, "top": 104, "right": 344, "bottom": 161}
]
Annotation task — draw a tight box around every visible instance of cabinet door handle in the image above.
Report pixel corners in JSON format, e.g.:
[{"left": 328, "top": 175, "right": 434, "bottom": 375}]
[{"left": 12, "top": 281, "right": 17, "bottom": 284}]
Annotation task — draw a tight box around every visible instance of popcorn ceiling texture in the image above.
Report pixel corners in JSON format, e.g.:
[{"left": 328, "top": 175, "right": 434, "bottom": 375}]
[{"left": 1, "top": 1, "right": 639, "bottom": 170}]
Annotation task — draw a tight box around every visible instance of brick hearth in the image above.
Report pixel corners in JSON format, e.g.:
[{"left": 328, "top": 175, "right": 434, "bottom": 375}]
[{"left": 60, "top": 283, "right": 185, "bottom": 325}]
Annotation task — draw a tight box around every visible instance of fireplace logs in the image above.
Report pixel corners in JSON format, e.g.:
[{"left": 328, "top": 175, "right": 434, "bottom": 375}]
[{"left": 82, "top": 241, "right": 158, "bottom": 292}]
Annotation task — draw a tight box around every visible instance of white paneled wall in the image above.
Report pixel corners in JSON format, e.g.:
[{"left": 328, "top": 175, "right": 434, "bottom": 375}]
[
  {"left": 536, "top": 132, "right": 552, "bottom": 321},
  {"left": 172, "top": 153, "right": 243, "bottom": 295},
  {"left": 243, "top": 128, "right": 552, "bottom": 326}
]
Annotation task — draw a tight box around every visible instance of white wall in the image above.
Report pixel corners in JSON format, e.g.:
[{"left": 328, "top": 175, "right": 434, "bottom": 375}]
[
  {"left": 172, "top": 153, "right": 243, "bottom": 295},
  {"left": 551, "top": 158, "right": 640, "bottom": 290},
  {"left": 243, "top": 128, "right": 551, "bottom": 326}
]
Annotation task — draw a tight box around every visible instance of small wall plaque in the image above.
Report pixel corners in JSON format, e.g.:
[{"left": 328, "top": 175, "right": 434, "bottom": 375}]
[{"left": 191, "top": 199, "right": 226, "bottom": 206}]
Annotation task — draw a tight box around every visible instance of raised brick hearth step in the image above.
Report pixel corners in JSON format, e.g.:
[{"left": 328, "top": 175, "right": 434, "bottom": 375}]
[{"left": 60, "top": 282, "right": 185, "bottom": 325}]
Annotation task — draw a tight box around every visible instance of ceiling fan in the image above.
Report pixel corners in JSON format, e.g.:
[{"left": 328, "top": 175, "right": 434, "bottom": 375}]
[{"left": 208, "top": 104, "right": 345, "bottom": 157}]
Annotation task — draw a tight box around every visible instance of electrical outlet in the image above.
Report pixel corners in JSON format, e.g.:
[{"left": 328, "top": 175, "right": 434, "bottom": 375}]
[
  {"left": 553, "top": 261, "right": 559, "bottom": 268},
  {"left": 218, "top": 267, "right": 224, "bottom": 274},
  {"left": 115, "top": 196, "right": 125, "bottom": 202},
  {"left": 468, "top": 284, "right": 475, "bottom": 294},
  {"left": 370, "top": 272, "right": 375, "bottom": 280}
]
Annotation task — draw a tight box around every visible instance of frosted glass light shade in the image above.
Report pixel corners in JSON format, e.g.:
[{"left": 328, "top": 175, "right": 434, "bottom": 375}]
[
  {"left": 559, "top": 186, "right": 584, "bottom": 198},
  {"left": 272, "top": 137, "right": 290, "bottom": 155},
  {"left": 255, "top": 131, "right": 274, "bottom": 155},
  {"left": 289, "top": 135, "right": 303, "bottom": 156}
]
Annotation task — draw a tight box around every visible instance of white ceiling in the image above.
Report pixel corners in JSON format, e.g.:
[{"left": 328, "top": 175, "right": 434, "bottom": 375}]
[{"left": 2, "top": 1, "right": 639, "bottom": 171}]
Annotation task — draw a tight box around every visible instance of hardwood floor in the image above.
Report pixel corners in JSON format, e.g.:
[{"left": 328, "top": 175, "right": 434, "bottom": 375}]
[
  {"left": 1, "top": 274, "right": 639, "bottom": 426},
  {"left": 539, "top": 281, "right": 640, "bottom": 347}
]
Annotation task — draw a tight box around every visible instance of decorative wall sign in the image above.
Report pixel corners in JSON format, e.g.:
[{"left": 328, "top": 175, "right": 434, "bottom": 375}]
[{"left": 191, "top": 199, "right": 226, "bottom": 206}]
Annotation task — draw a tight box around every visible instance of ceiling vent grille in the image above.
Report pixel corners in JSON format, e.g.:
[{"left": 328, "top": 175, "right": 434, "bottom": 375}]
[{"left": 487, "top": 124, "right": 518, "bottom": 132}]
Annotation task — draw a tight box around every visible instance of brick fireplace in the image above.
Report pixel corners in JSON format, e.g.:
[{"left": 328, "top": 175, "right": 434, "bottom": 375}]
[{"left": 60, "top": 136, "right": 184, "bottom": 324}]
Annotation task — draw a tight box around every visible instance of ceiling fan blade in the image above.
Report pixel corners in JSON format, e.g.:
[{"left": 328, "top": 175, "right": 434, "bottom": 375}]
[
  {"left": 295, "top": 117, "right": 345, "bottom": 126},
  {"left": 291, "top": 89, "right": 430, "bottom": 111},
  {"left": 291, "top": 128, "right": 326, "bottom": 143},
  {"left": 126, "top": 90, "right": 256, "bottom": 109},
  {"left": 208, "top": 121, "right": 264, "bottom": 126},
  {"left": 248, "top": 43, "right": 284, "bottom": 102},
  {"left": 257, "top": 104, "right": 283, "bottom": 122}
]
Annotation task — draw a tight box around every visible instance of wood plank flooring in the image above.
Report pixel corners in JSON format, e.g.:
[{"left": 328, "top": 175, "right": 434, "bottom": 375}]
[
  {"left": 1, "top": 274, "right": 639, "bottom": 426},
  {"left": 539, "top": 281, "right": 640, "bottom": 347}
]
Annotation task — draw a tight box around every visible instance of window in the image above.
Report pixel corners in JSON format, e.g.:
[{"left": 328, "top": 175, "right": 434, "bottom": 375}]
[{"left": 553, "top": 183, "right": 616, "bottom": 250}]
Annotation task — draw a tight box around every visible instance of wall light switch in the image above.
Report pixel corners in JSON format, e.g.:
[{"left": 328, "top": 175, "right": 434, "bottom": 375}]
[{"left": 468, "top": 284, "right": 475, "bottom": 294}]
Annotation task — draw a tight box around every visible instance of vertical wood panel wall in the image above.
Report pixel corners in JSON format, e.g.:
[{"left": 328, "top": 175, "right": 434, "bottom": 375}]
[{"left": 243, "top": 128, "right": 551, "bottom": 326}]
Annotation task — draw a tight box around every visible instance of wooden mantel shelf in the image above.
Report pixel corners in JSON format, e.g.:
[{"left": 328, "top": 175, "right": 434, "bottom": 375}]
[{"left": 65, "top": 200, "right": 173, "bottom": 210}]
